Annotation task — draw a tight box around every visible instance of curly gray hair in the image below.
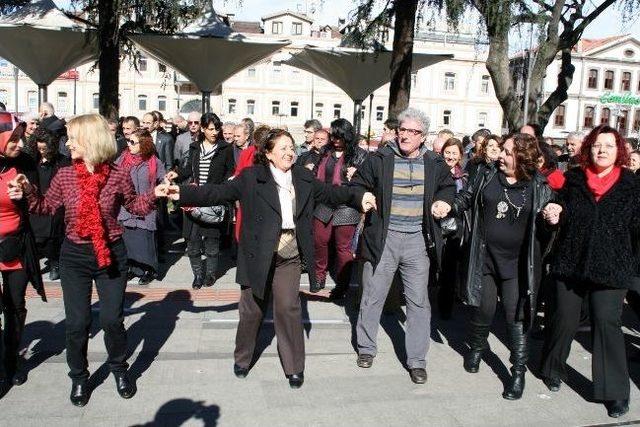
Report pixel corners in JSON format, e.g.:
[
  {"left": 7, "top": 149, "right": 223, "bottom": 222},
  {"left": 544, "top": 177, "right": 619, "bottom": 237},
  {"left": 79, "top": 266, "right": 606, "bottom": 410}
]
[{"left": 397, "top": 107, "right": 430, "bottom": 134}]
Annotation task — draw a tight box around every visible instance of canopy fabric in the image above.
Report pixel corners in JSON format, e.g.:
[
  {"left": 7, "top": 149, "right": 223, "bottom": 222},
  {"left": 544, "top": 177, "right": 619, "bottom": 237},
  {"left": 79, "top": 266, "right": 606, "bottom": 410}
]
[
  {"left": 283, "top": 46, "right": 453, "bottom": 101},
  {"left": 0, "top": 0, "right": 97, "bottom": 85}
]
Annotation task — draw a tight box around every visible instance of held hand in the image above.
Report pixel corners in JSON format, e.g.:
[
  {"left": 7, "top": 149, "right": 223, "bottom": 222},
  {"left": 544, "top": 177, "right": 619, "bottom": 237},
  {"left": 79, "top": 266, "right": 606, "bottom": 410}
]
[
  {"left": 542, "top": 203, "right": 563, "bottom": 225},
  {"left": 346, "top": 166, "right": 357, "bottom": 181},
  {"left": 167, "top": 185, "right": 180, "bottom": 201},
  {"left": 361, "top": 192, "right": 377, "bottom": 212},
  {"left": 164, "top": 170, "right": 178, "bottom": 184},
  {"left": 7, "top": 185, "right": 23, "bottom": 200},
  {"left": 431, "top": 201, "right": 451, "bottom": 219},
  {"left": 304, "top": 163, "right": 314, "bottom": 171},
  {"left": 154, "top": 183, "right": 169, "bottom": 198}
]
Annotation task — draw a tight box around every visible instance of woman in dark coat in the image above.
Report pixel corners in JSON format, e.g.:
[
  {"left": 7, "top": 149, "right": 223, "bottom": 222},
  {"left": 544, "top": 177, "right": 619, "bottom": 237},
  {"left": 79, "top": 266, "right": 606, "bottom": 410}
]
[
  {"left": 313, "top": 118, "right": 368, "bottom": 299},
  {"left": 0, "top": 113, "right": 46, "bottom": 386},
  {"left": 28, "top": 127, "right": 69, "bottom": 281},
  {"left": 451, "top": 133, "right": 552, "bottom": 400},
  {"left": 464, "top": 134, "right": 502, "bottom": 182},
  {"left": 163, "top": 129, "right": 374, "bottom": 388},
  {"left": 540, "top": 125, "right": 640, "bottom": 418},
  {"left": 168, "top": 113, "right": 235, "bottom": 289}
]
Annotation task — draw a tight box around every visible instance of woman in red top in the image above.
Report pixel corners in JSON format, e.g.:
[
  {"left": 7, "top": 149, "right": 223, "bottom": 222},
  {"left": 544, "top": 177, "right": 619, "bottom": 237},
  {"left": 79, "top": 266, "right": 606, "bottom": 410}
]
[
  {"left": 0, "top": 112, "right": 46, "bottom": 387},
  {"left": 11, "top": 114, "right": 163, "bottom": 407}
]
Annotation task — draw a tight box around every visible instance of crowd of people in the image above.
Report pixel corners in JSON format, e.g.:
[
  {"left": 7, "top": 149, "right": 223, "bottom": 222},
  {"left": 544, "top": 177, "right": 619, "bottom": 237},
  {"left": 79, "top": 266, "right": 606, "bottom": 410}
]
[{"left": 0, "top": 100, "right": 639, "bottom": 419}]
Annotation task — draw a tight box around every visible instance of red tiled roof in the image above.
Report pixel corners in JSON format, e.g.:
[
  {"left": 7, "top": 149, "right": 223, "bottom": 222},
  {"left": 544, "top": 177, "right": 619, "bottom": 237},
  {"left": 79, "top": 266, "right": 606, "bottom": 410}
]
[{"left": 572, "top": 35, "right": 628, "bottom": 53}]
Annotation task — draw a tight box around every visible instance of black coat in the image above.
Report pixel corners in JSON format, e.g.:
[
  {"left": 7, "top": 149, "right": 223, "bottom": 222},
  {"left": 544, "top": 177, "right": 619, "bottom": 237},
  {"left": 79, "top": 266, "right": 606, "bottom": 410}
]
[
  {"left": 349, "top": 145, "right": 456, "bottom": 270},
  {"left": 179, "top": 164, "right": 365, "bottom": 299},
  {"left": 177, "top": 140, "right": 236, "bottom": 238},
  {"left": 155, "top": 130, "right": 175, "bottom": 172},
  {"left": 29, "top": 153, "right": 69, "bottom": 240},
  {"left": 551, "top": 168, "right": 640, "bottom": 290},
  {"left": 452, "top": 164, "right": 553, "bottom": 325}
]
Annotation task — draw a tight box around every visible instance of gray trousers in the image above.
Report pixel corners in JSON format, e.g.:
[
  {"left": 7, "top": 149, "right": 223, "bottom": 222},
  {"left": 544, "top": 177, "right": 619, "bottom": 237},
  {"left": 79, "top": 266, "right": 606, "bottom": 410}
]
[{"left": 356, "top": 230, "right": 431, "bottom": 369}]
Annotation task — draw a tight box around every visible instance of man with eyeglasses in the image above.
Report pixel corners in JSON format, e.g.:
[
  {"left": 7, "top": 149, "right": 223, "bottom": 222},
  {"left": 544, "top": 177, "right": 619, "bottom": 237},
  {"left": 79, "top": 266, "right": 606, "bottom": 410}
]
[
  {"left": 350, "top": 107, "right": 455, "bottom": 385},
  {"left": 175, "top": 112, "right": 201, "bottom": 170},
  {"left": 297, "top": 119, "right": 322, "bottom": 155}
]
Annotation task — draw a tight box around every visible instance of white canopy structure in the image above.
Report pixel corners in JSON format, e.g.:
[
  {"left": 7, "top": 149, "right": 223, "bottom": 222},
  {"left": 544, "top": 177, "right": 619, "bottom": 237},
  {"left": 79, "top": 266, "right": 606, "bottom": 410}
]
[
  {"left": 0, "top": 0, "right": 97, "bottom": 104},
  {"left": 283, "top": 46, "right": 453, "bottom": 133},
  {"left": 130, "top": 3, "right": 289, "bottom": 113}
]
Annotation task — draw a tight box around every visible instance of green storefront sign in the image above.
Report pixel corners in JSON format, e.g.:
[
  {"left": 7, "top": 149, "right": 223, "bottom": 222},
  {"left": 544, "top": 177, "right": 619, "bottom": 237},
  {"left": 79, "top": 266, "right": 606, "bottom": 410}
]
[{"left": 600, "top": 92, "right": 640, "bottom": 105}]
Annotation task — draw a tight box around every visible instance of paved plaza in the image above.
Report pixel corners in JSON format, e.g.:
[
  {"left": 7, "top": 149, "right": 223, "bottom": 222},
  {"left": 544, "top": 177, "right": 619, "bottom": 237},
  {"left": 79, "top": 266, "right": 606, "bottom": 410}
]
[{"left": 2, "top": 246, "right": 640, "bottom": 427}]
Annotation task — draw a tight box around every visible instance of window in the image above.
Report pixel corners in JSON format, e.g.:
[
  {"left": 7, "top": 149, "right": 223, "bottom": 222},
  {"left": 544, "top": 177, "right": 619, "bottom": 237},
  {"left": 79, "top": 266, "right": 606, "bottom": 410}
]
[
  {"left": 247, "top": 67, "right": 256, "bottom": 78},
  {"left": 554, "top": 105, "right": 565, "bottom": 127},
  {"left": 478, "top": 112, "right": 487, "bottom": 127},
  {"left": 481, "top": 75, "right": 490, "bottom": 94},
  {"left": 291, "top": 22, "right": 302, "bottom": 35},
  {"left": 290, "top": 101, "right": 298, "bottom": 117},
  {"left": 272, "top": 21, "right": 283, "bottom": 34},
  {"left": 444, "top": 72, "right": 456, "bottom": 91},
  {"left": 411, "top": 72, "right": 418, "bottom": 87},
  {"left": 604, "top": 70, "right": 614, "bottom": 90},
  {"left": 158, "top": 63, "right": 167, "bottom": 73},
  {"left": 376, "top": 106, "right": 384, "bottom": 121},
  {"left": 625, "top": 49, "right": 635, "bottom": 58},
  {"left": 622, "top": 72, "right": 632, "bottom": 91},
  {"left": 138, "top": 55, "right": 147, "bottom": 72},
  {"left": 271, "top": 100, "right": 280, "bottom": 116},
  {"left": 315, "top": 102, "right": 323, "bottom": 118},
  {"left": 361, "top": 105, "right": 366, "bottom": 120},
  {"left": 272, "top": 62, "right": 281, "bottom": 77},
  {"left": 27, "top": 91, "right": 37, "bottom": 111},
  {"left": 443, "top": 110, "right": 451, "bottom": 126},
  {"left": 57, "top": 91, "right": 67, "bottom": 114},
  {"left": 587, "top": 69, "right": 598, "bottom": 89},
  {"left": 228, "top": 98, "right": 236, "bottom": 114},
  {"left": 246, "top": 99, "right": 255, "bottom": 115},
  {"left": 634, "top": 109, "right": 640, "bottom": 132},
  {"left": 583, "top": 106, "right": 594, "bottom": 128},
  {"left": 600, "top": 107, "right": 610, "bottom": 126},
  {"left": 618, "top": 110, "right": 629, "bottom": 135},
  {"left": 158, "top": 96, "right": 167, "bottom": 112},
  {"left": 92, "top": 93, "right": 99, "bottom": 109},
  {"left": 333, "top": 103, "right": 341, "bottom": 119},
  {"left": 138, "top": 95, "right": 147, "bottom": 111}
]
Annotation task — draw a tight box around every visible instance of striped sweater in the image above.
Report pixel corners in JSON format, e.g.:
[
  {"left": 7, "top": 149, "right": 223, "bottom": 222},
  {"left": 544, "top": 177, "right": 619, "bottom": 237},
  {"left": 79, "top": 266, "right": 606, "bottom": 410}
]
[{"left": 388, "top": 143, "right": 427, "bottom": 233}]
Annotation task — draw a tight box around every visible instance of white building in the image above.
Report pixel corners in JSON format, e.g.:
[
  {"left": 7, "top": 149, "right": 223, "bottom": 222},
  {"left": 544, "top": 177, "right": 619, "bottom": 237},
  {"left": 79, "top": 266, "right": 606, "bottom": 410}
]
[
  {"left": 0, "top": 10, "right": 503, "bottom": 140},
  {"left": 533, "top": 35, "right": 640, "bottom": 139}
]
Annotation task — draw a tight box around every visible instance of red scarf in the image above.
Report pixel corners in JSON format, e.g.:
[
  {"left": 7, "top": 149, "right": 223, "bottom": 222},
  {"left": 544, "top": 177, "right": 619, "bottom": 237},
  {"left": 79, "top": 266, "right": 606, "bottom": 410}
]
[
  {"left": 119, "top": 150, "right": 157, "bottom": 187},
  {"left": 585, "top": 166, "right": 621, "bottom": 201},
  {"left": 74, "top": 161, "right": 112, "bottom": 268}
]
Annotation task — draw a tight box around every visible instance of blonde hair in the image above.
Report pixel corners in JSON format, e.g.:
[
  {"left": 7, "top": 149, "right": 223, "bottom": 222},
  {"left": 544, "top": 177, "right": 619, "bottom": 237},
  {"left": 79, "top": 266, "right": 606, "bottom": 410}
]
[{"left": 67, "top": 114, "right": 116, "bottom": 165}]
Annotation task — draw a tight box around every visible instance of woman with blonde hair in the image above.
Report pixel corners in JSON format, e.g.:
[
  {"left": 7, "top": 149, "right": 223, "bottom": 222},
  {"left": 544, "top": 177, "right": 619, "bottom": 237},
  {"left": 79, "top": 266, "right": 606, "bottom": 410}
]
[{"left": 9, "top": 114, "right": 163, "bottom": 407}]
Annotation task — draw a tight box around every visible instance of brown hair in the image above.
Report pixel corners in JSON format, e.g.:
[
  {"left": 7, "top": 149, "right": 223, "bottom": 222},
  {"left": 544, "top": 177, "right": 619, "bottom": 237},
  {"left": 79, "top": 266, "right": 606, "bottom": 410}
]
[
  {"left": 478, "top": 134, "right": 502, "bottom": 160},
  {"left": 254, "top": 129, "right": 294, "bottom": 166},
  {"left": 133, "top": 129, "right": 156, "bottom": 160},
  {"left": 252, "top": 124, "right": 271, "bottom": 151},
  {"left": 441, "top": 137, "right": 464, "bottom": 165},
  {"left": 507, "top": 133, "right": 541, "bottom": 181}
]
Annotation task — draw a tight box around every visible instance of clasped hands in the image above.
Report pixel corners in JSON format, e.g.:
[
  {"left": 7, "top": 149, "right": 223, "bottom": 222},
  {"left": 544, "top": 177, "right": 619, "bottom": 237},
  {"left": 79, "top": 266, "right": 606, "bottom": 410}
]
[
  {"left": 6, "top": 174, "right": 30, "bottom": 200},
  {"left": 431, "top": 200, "right": 451, "bottom": 219},
  {"left": 542, "top": 203, "right": 562, "bottom": 225}
]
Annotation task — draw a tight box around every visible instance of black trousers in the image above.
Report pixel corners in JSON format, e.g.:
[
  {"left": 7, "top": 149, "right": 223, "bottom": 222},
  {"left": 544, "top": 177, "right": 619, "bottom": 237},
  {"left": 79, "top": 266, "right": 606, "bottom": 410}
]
[
  {"left": 0, "top": 268, "right": 28, "bottom": 371},
  {"left": 234, "top": 255, "right": 304, "bottom": 375},
  {"left": 541, "top": 279, "right": 629, "bottom": 401},
  {"left": 187, "top": 225, "right": 221, "bottom": 277},
  {"left": 59, "top": 239, "right": 129, "bottom": 381},
  {"left": 473, "top": 273, "right": 520, "bottom": 326}
]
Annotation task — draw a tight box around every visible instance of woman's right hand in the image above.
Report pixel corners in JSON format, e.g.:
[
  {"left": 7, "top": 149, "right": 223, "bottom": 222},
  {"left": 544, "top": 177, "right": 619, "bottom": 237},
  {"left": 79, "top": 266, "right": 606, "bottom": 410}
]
[
  {"left": 164, "top": 170, "right": 179, "bottom": 183},
  {"left": 8, "top": 174, "right": 32, "bottom": 194},
  {"left": 542, "top": 203, "right": 562, "bottom": 225}
]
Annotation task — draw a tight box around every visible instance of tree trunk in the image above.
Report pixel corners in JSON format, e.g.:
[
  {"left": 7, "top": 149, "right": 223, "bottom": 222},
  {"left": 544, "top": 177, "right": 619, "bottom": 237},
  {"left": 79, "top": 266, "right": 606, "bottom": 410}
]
[
  {"left": 536, "top": 49, "right": 575, "bottom": 131},
  {"left": 388, "top": 0, "right": 418, "bottom": 120},
  {"left": 98, "top": 0, "right": 120, "bottom": 120}
]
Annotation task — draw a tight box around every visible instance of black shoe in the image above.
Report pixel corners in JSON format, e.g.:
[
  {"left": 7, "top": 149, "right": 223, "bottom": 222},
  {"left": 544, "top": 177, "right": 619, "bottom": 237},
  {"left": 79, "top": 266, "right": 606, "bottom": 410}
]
[
  {"left": 288, "top": 372, "right": 304, "bottom": 389},
  {"left": 356, "top": 354, "right": 374, "bottom": 368},
  {"left": 11, "top": 369, "right": 27, "bottom": 386},
  {"left": 502, "top": 367, "right": 526, "bottom": 400},
  {"left": 233, "top": 364, "right": 248, "bottom": 379},
  {"left": 192, "top": 274, "right": 204, "bottom": 290},
  {"left": 606, "top": 399, "right": 629, "bottom": 418},
  {"left": 543, "top": 376, "right": 561, "bottom": 392},
  {"left": 409, "top": 368, "right": 427, "bottom": 384},
  {"left": 137, "top": 271, "right": 155, "bottom": 286},
  {"left": 309, "top": 280, "right": 325, "bottom": 293},
  {"left": 49, "top": 265, "right": 60, "bottom": 281},
  {"left": 203, "top": 274, "right": 216, "bottom": 288},
  {"left": 114, "top": 372, "right": 136, "bottom": 399},
  {"left": 464, "top": 350, "right": 483, "bottom": 373},
  {"left": 70, "top": 381, "right": 90, "bottom": 407}
]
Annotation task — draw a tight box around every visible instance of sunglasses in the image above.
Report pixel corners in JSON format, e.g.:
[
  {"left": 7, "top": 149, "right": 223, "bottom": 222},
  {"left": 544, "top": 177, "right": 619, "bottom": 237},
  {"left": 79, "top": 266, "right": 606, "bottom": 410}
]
[
  {"left": 188, "top": 121, "right": 200, "bottom": 125},
  {"left": 127, "top": 139, "right": 139, "bottom": 145}
]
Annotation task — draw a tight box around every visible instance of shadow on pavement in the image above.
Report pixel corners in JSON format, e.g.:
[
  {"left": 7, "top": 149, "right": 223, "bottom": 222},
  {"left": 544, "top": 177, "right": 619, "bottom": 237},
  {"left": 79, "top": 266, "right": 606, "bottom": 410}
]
[{"left": 130, "top": 398, "right": 220, "bottom": 427}]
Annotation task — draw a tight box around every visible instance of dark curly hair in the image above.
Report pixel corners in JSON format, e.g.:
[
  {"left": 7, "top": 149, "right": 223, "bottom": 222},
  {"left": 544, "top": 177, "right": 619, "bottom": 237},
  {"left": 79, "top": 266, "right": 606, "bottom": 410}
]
[
  {"left": 477, "top": 134, "right": 502, "bottom": 161},
  {"left": 506, "top": 133, "right": 541, "bottom": 181},
  {"left": 577, "top": 125, "right": 630, "bottom": 170},
  {"left": 29, "top": 126, "right": 58, "bottom": 162},
  {"left": 254, "top": 128, "right": 294, "bottom": 166}
]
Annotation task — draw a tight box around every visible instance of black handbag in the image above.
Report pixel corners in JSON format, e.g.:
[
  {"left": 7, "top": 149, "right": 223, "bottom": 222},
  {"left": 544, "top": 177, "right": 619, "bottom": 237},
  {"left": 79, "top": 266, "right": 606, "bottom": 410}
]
[
  {"left": 189, "top": 205, "right": 226, "bottom": 225},
  {"left": 0, "top": 233, "right": 25, "bottom": 263}
]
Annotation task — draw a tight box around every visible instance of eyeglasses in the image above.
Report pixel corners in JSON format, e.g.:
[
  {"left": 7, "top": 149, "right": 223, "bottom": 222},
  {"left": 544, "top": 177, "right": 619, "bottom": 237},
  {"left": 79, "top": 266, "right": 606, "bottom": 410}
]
[
  {"left": 303, "top": 130, "right": 315, "bottom": 134},
  {"left": 127, "top": 140, "right": 139, "bottom": 145},
  {"left": 398, "top": 127, "right": 423, "bottom": 136},
  {"left": 591, "top": 144, "right": 616, "bottom": 151},
  {"left": 188, "top": 121, "right": 199, "bottom": 125}
]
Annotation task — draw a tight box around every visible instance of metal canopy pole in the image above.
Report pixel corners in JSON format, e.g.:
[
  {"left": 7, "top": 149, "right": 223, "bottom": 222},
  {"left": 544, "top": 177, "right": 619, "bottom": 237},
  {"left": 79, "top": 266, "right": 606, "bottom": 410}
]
[
  {"left": 201, "top": 91, "right": 211, "bottom": 114},
  {"left": 353, "top": 99, "right": 363, "bottom": 137},
  {"left": 37, "top": 84, "right": 48, "bottom": 105}
]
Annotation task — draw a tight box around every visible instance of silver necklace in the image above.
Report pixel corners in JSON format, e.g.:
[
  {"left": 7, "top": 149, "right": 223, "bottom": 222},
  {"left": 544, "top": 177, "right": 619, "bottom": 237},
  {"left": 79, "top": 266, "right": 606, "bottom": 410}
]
[{"left": 501, "top": 187, "right": 527, "bottom": 218}]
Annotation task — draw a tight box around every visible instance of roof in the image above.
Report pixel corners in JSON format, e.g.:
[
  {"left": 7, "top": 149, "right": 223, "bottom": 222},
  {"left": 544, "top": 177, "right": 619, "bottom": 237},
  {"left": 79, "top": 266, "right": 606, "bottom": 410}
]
[
  {"left": 572, "top": 35, "right": 629, "bottom": 53},
  {"left": 232, "top": 20, "right": 262, "bottom": 34},
  {"left": 261, "top": 10, "right": 313, "bottom": 24}
]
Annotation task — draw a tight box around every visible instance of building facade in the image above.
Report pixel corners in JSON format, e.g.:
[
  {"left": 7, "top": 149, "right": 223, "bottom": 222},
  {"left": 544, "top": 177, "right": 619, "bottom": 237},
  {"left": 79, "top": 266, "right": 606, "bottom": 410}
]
[{"left": 0, "top": 10, "right": 503, "bottom": 140}]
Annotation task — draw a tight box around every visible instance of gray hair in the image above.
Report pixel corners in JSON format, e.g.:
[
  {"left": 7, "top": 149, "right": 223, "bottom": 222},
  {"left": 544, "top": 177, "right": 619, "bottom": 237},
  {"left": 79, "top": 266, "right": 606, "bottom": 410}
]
[
  {"left": 222, "top": 121, "right": 236, "bottom": 129},
  {"left": 40, "top": 102, "right": 55, "bottom": 116},
  {"left": 566, "top": 131, "right": 584, "bottom": 142},
  {"left": 397, "top": 107, "right": 430, "bottom": 134}
]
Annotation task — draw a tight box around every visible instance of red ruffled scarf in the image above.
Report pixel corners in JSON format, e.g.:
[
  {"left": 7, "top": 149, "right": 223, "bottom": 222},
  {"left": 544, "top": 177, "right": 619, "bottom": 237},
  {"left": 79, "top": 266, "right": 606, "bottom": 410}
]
[
  {"left": 585, "top": 166, "right": 621, "bottom": 201},
  {"left": 119, "top": 150, "right": 157, "bottom": 187},
  {"left": 74, "top": 160, "right": 112, "bottom": 268}
]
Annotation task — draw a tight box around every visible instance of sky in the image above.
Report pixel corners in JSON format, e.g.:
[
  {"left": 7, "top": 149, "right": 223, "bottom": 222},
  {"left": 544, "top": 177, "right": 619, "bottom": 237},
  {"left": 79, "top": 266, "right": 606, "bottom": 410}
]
[{"left": 53, "top": 0, "right": 640, "bottom": 41}]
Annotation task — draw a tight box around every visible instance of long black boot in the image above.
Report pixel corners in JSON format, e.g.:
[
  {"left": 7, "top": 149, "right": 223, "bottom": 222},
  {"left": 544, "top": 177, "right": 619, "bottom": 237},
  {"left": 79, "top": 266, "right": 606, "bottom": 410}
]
[
  {"left": 189, "top": 257, "right": 205, "bottom": 289},
  {"left": 464, "top": 321, "right": 490, "bottom": 373},
  {"left": 503, "top": 322, "right": 527, "bottom": 400},
  {"left": 203, "top": 256, "right": 217, "bottom": 288},
  {"left": 0, "top": 319, "right": 7, "bottom": 384},
  {"left": 10, "top": 311, "right": 27, "bottom": 385}
]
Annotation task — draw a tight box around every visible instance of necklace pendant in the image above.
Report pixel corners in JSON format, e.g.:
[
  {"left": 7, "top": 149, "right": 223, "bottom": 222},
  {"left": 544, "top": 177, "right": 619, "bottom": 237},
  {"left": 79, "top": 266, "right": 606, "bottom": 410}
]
[{"left": 496, "top": 201, "right": 508, "bottom": 219}]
